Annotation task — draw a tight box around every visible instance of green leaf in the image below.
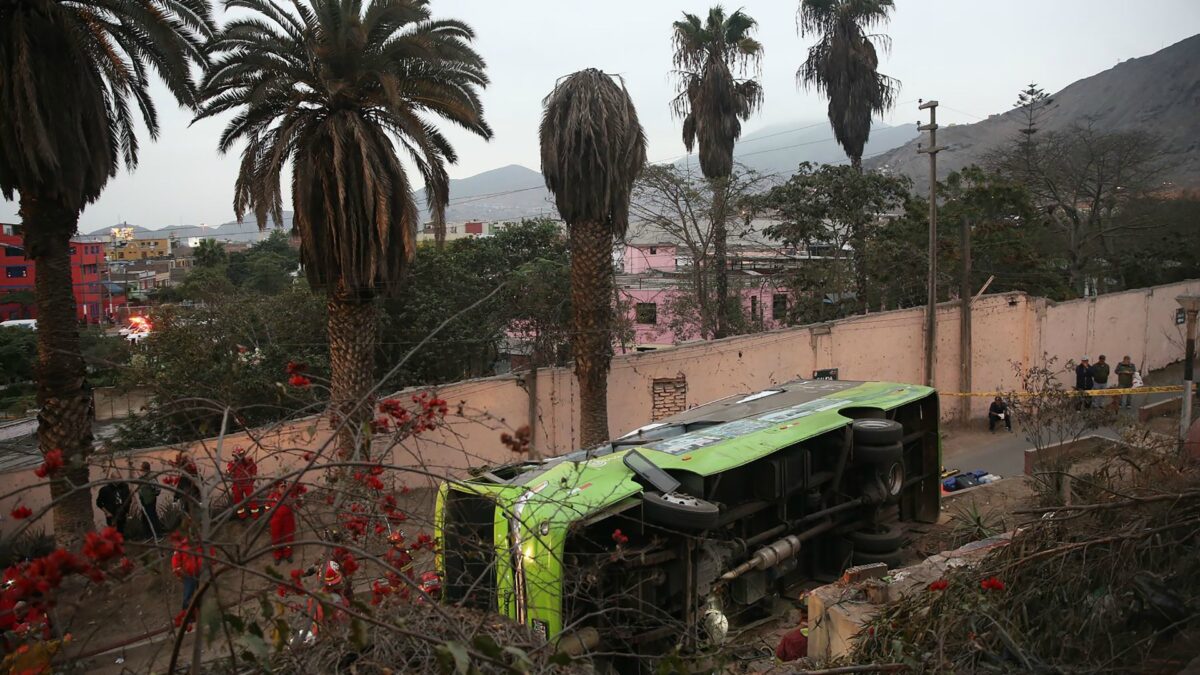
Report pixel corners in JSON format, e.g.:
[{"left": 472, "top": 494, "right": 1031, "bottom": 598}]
[
  {"left": 258, "top": 594, "right": 275, "bottom": 620},
  {"left": 223, "top": 613, "right": 245, "bottom": 634},
  {"left": 201, "top": 595, "right": 222, "bottom": 642},
  {"left": 436, "top": 641, "right": 471, "bottom": 674},
  {"left": 349, "top": 617, "right": 368, "bottom": 650},
  {"left": 502, "top": 645, "right": 534, "bottom": 673},
  {"left": 471, "top": 634, "right": 502, "bottom": 659}
]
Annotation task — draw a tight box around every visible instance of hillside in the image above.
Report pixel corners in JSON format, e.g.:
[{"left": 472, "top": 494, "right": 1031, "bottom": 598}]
[
  {"left": 868, "top": 34, "right": 1200, "bottom": 188},
  {"left": 433, "top": 122, "right": 917, "bottom": 222}
]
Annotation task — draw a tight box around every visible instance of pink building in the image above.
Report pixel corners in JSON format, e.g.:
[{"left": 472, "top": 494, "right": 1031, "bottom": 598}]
[
  {"left": 619, "top": 281, "right": 791, "bottom": 346},
  {"left": 622, "top": 243, "right": 677, "bottom": 275}
]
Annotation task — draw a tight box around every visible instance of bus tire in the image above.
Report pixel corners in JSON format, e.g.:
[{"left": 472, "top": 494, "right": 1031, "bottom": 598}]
[
  {"left": 851, "top": 549, "right": 905, "bottom": 568},
  {"left": 851, "top": 419, "right": 903, "bottom": 446},
  {"left": 847, "top": 523, "right": 904, "bottom": 554},
  {"left": 642, "top": 491, "right": 720, "bottom": 531},
  {"left": 855, "top": 441, "right": 902, "bottom": 465}
]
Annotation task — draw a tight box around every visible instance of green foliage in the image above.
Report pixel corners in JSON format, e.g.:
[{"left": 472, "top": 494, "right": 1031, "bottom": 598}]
[
  {"left": 0, "top": 326, "right": 36, "bottom": 384},
  {"left": 110, "top": 285, "right": 327, "bottom": 448},
  {"left": 760, "top": 162, "right": 912, "bottom": 318},
  {"left": 378, "top": 220, "right": 571, "bottom": 386},
  {"left": 79, "top": 326, "right": 132, "bottom": 387},
  {"left": 193, "top": 238, "right": 228, "bottom": 268}
]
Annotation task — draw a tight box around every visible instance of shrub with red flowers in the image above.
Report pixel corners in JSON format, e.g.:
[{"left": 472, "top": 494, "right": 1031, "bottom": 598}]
[
  {"left": 928, "top": 578, "right": 949, "bottom": 591},
  {"left": 0, "top": 528, "right": 131, "bottom": 641},
  {"left": 500, "top": 425, "right": 532, "bottom": 454},
  {"left": 979, "top": 576, "right": 1006, "bottom": 591},
  {"left": 33, "top": 449, "right": 64, "bottom": 479},
  {"left": 81, "top": 527, "right": 124, "bottom": 564},
  {"left": 611, "top": 529, "right": 629, "bottom": 547},
  {"left": 288, "top": 373, "right": 312, "bottom": 388},
  {"left": 374, "top": 392, "right": 449, "bottom": 438}
]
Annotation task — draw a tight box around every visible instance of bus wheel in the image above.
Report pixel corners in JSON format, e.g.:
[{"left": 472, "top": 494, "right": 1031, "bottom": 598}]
[
  {"left": 846, "top": 522, "right": 905, "bottom": 554},
  {"left": 851, "top": 419, "right": 903, "bottom": 446},
  {"left": 642, "top": 491, "right": 720, "bottom": 531}
]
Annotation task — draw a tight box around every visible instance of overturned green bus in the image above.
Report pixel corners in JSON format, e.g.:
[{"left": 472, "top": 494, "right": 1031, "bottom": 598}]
[{"left": 435, "top": 379, "right": 941, "bottom": 662}]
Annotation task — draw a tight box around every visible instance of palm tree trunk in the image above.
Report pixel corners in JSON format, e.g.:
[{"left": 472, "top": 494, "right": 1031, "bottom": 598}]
[
  {"left": 434, "top": 222, "right": 446, "bottom": 250},
  {"left": 851, "top": 154, "right": 863, "bottom": 174},
  {"left": 19, "top": 193, "right": 94, "bottom": 546},
  {"left": 569, "top": 222, "right": 613, "bottom": 448},
  {"left": 711, "top": 178, "right": 730, "bottom": 339},
  {"left": 327, "top": 291, "right": 377, "bottom": 460}
]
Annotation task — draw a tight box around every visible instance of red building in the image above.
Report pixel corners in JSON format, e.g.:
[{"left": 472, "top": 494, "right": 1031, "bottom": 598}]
[{"left": 1, "top": 223, "right": 126, "bottom": 324}]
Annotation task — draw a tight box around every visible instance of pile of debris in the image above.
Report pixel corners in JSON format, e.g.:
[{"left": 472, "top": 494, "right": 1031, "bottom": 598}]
[{"left": 853, "top": 455, "right": 1200, "bottom": 672}]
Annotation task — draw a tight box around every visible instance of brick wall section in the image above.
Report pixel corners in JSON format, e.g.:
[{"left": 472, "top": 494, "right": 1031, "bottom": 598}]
[{"left": 651, "top": 377, "right": 688, "bottom": 420}]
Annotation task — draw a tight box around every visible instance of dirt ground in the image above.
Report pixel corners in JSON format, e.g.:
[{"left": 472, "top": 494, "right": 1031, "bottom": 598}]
[{"left": 56, "top": 487, "right": 438, "bottom": 673}]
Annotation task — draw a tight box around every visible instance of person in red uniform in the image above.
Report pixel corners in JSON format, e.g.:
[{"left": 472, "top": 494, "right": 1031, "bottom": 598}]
[
  {"left": 226, "top": 447, "right": 258, "bottom": 520},
  {"left": 300, "top": 561, "right": 349, "bottom": 643},
  {"left": 171, "top": 537, "right": 203, "bottom": 630},
  {"left": 269, "top": 485, "right": 297, "bottom": 564}
]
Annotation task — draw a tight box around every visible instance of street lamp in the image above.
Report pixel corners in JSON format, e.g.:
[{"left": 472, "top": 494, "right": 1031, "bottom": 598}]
[{"left": 1177, "top": 295, "right": 1200, "bottom": 456}]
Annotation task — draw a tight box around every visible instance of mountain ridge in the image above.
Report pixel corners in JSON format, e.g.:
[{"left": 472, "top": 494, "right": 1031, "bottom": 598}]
[{"left": 867, "top": 34, "right": 1200, "bottom": 188}]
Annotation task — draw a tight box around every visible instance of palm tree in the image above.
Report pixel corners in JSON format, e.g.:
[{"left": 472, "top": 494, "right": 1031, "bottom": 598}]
[
  {"left": 198, "top": 0, "right": 490, "bottom": 455},
  {"left": 194, "top": 238, "right": 227, "bottom": 268},
  {"left": 0, "top": 0, "right": 213, "bottom": 543},
  {"left": 540, "top": 70, "right": 646, "bottom": 449},
  {"left": 797, "top": 0, "right": 899, "bottom": 172},
  {"left": 671, "top": 5, "right": 763, "bottom": 338}
]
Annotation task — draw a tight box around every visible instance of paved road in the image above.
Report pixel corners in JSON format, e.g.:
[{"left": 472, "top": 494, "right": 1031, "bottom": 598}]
[{"left": 941, "top": 364, "right": 1188, "bottom": 479}]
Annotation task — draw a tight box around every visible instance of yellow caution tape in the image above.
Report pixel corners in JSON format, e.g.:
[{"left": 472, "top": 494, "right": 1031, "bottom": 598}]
[{"left": 938, "top": 385, "right": 1193, "bottom": 398}]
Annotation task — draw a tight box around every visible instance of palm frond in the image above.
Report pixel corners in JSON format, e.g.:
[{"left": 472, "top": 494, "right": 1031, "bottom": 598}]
[
  {"left": 198, "top": 0, "right": 489, "bottom": 295},
  {"left": 539, "top": 69, "right": 646, "bottom": 240}
]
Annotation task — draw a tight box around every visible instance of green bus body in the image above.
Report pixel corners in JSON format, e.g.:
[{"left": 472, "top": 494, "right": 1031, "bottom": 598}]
[{"left": 435, "top": 380, "right": 939, "bottom": 639}]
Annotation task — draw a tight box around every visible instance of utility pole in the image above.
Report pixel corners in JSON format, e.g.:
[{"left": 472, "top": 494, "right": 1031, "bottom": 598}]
[
  {"left": 959, "top": 216, "right": 972, "bottom": 423},
  {"left": 1178, "top": 295, "right": 1199, "bottom": 456},
  {"left": 918, "top": 100, "right": 944, "bottom": 388}
]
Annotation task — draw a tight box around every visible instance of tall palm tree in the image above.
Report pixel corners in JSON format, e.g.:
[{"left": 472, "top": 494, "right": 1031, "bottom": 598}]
[
  {"left": 198, "top": 0, "right": 490, "bottom": 456},
  {"left": 0, "top": 0, "right": 213, "bottom": 543},
  {"left": 797, "top": 0, "right": 899, "bottom": 172},
  {"left": 671, "top": 6, "right": 763, "bottom": 338},
  {"left": 540, "top": 70, "right": 646, "bottom": 449}
]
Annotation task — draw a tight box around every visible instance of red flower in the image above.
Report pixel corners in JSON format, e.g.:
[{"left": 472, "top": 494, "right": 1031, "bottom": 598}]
[
  {"left": 288, "top": 374, "right": 311, "bottom": 388},
  {"left": 34, "top": 449, "right": 65, "bottom": 478},
  {"left": 118, "top": 557, "right": 134, "bottom": 575},
  {"left": 413, "top": 533, "right": 434, "bottom": 551},
  {"left": 611, "top": 529, "right": 629, "bottom": 547},
  {"left": 286, "top": 361, "right": 306, "bottom": 375},
  {"left": 980, "top": 576, "right": 1006, "bottom": 591},
  {"left": 10, "top": 505, "right": 32, "bottom": 520},
  {"left": 82, "top": 527, "right": 124, "bottom": 563},
  {"left": 928, "top": 579, "right": 949, "bottom": 591},
  {"left": 303, "top": 451, "right": 316, "bottom": 462}
]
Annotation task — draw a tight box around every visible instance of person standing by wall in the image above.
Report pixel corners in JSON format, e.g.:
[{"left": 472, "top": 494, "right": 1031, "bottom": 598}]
[
  {"left": 137, "top": 461, "right": 164, "bottom": 539},
  {"left": 1115, "top": 355, "right": 1137, "bottom": 409},
  {"left": 1075, "top": 357, "right": 1095, "bottom": 410},
  {"left": 96, "top": 469, "right": 132, "bottom": 535},
  {"left": 1092, "top": 355, "right": 1111, "bottom": 404},
  {"left": 171, "top": 537, "right": 202, "bottom": 627},
  {"left": 269, "top": 485, "right": 297, "bottom": 565}
]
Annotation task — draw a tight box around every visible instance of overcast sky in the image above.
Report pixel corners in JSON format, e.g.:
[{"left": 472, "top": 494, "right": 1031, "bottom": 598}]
[{"left": 2, "top": 0, "right": 1197, "bottom": 232}]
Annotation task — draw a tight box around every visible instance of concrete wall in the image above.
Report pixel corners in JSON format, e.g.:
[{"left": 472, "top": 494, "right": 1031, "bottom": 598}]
[{"left": 4, "top": 279, "right": 1198, "bottom": 536}]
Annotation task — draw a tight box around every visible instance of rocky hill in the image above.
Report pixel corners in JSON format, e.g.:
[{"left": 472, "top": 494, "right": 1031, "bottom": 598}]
[{"left": 867, "top": 34, "right": 1200, "bottom": 189}]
